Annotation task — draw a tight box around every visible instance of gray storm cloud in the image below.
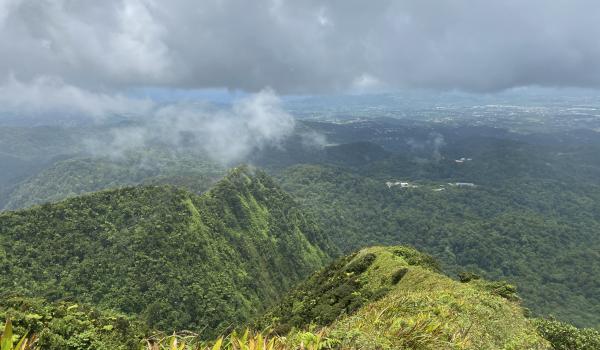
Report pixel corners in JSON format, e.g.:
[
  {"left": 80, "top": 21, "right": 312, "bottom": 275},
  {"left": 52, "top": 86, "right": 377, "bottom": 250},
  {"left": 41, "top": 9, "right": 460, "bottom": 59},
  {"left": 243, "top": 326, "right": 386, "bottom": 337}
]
[{"left": 1, "top": 0, "right": 600, "bottom": 95}]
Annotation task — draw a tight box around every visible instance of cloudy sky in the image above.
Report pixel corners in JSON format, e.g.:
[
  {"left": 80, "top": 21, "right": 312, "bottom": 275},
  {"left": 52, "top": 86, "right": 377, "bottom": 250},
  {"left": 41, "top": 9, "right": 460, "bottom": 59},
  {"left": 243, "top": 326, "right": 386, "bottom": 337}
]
[{"left": 1, "top": 0, "right": 600, "bottom": 117}]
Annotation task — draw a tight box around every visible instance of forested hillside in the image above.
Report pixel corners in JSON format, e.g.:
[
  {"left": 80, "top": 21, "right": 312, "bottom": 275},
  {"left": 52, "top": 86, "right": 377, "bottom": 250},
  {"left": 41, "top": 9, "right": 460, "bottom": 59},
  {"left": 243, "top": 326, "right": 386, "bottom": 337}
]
[
  {"left": 277, "top": 164, "right": 600, "bottom": 328},
  {"left": 5, "top": 245, "right": 599, "bottom": 349},
  {"left": 0, "top": 167, "right": 334, "bottom": 336},
  {"left": 2, "top": 120, "right": 600, "bottom": 330}
]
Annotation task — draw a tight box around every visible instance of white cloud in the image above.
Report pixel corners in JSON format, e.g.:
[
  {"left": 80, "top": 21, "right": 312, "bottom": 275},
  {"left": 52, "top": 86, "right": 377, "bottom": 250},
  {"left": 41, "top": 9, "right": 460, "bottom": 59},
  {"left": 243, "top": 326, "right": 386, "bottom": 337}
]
[
  {"left": 351, "top": 73, "right": 385, "bottom": 93},
  {"left": 108, "top": 0, "right": 170, "bottom": 79},
  {"left": 86, "top": 89, "right": 296, "bottom": 164},
  {"left": 0, "top": 0, "right": 171, "bottom": 87},
  {"left": 0, "top": 75, "right": 154, "bottom": 118},
  {"left": 0, "top": 0, "right": 21, "bottom": 27}
]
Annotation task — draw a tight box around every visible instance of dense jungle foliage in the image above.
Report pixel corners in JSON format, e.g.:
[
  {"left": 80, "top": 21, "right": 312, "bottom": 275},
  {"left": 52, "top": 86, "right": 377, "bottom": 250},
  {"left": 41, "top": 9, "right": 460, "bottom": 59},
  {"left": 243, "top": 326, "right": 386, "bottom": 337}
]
[
  {"left": 277, "top": 163, "right": 600, "bottom": 328},
  {"left": 534, "top": 318, "right": 600, "bottom": 350},
  {"left": 2, "top": 120, "right": 600, "bottom": 348},
  {"left": 0, "top": 296, "right": 146, "bottom": 350},
  {"left": 5, "top": 245, "right": 600, "bottom": 349},
  {"left": 0, "top": 167, "right": 333, "bottom": 337}
]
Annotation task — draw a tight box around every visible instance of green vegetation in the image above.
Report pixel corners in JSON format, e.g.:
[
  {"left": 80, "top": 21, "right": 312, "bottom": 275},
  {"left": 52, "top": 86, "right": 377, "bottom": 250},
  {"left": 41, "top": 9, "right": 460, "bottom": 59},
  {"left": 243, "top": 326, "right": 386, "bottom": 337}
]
[
  {"left": 3, "top": 152, "right": 225, "bottom": 210},
  {"left": 1, "top": 319, "right": 34, "bottom": 350},
  {"left": 2, "top": 119, "right": 600, "bottom": 346},
  {"left": 262, "top": 246, "right": 550, "bottom": 349},
  {"left": 0, "top": 296, "right": 336, "bottom": 350},
  {"left": 2, "top": 244, "right": 598, "bottom": 349},
  {"left": 259, "top": 246, "right": 439, "bottom": 333},
  {"left": 1, "top": 311, "right": 334, "bottom": 350},
  {"left": 0, "top": 167, "right": 333, "bottom": 337},
  {"left": 534, "top": 318, "right": 600, "bottom": 350},
  {"left": 138, "top": 329, "right": 336, "bottom": 350},
  {"left": 277, "top": 164, "right": 600, "bottom": 327},
  {"left": 0, "top": 296, "right": 145, "bottom": 350}
]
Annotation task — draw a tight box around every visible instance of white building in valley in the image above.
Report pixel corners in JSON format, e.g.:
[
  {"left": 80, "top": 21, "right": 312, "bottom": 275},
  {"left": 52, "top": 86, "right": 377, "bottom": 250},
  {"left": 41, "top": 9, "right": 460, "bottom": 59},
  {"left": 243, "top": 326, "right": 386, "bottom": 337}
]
[{"left": 386, "top": 181, "right": 419, "bottom": 189}]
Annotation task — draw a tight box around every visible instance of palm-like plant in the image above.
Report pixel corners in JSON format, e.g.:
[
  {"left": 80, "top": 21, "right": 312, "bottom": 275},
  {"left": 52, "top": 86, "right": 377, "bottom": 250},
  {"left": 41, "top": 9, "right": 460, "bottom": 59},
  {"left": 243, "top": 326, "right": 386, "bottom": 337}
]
[
  {"left": 0, "top": 319, "right": 37, "bottom": 350},
  {"left": 142, "top": 329, "right": 333, "bottom": 350}
]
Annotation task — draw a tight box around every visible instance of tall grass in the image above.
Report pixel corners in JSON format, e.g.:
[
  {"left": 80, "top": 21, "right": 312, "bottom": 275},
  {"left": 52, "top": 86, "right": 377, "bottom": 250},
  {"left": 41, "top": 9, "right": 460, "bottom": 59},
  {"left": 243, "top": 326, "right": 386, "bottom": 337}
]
[
  {"left": 142, "top": 329, "right": 336, "bottom": 350},
  {"left": 2, "top": 319, "right": 335, "bottom": 350}
]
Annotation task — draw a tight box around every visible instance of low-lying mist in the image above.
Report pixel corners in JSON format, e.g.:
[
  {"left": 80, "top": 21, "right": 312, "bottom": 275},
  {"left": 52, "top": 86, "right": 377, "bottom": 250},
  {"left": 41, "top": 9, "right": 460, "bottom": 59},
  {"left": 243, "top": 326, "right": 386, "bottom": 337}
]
[{"left": 84, "top": 89, "right": 296, "bottom": 165}]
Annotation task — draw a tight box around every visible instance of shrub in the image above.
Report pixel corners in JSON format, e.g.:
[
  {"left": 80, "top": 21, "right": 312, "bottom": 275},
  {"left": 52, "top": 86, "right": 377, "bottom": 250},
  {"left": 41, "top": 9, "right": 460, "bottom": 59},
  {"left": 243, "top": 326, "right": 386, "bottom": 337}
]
[
  {"left": 391, "top": 268, "right": 408, "bottom": 284},
  {"left": 535, "top": 318, "right": 600, "bottom": 350}
]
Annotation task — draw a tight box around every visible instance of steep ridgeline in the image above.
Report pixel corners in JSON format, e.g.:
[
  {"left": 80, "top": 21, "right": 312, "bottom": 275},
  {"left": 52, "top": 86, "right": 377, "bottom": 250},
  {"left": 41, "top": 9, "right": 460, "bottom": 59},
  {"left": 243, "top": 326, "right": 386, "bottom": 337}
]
[
  {"left": 0, "top": 167, "right": 334, "bottom": 337},
  {"left": 260, "top": 246, "right": 551, "bottom": 349}
]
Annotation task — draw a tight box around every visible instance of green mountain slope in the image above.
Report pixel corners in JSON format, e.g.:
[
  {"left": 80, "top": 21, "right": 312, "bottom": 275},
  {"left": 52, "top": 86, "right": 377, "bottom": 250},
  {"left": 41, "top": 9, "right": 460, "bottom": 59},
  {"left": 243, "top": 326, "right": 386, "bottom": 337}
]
[
  {"left": 262, "top": 246, "right": 550, "bottom": 349},
  {"left": 3, "top": 120, "right": 600, "bottom": 332},
  {"left": 3, "top": 246, "right": 600, "bottom": 350},
  {"left": 0, "top": 167, "right": 334, "bottom": 336},
  {"left": 277, "top": 164, "right": 600, "bottom": 328}
]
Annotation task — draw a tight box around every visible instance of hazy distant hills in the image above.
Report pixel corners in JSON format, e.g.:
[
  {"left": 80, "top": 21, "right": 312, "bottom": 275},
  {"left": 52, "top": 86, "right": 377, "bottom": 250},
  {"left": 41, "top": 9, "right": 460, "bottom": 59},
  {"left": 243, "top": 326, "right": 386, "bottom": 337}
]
[
  {"left": 2, "top": 153, "right": 225, "bottom": 210},
  {"left": 3, "top": 119, "right": 600, "bottom": 210}
]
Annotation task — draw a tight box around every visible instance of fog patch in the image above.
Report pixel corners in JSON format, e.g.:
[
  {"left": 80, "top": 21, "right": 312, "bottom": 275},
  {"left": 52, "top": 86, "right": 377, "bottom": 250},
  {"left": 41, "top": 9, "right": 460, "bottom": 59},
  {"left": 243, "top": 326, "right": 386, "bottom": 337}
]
[
  {"left": 300, "top": 130, "right": 328, "bottom": 150},
  {"left": 430, "top": 132, "right": 446, "bottom": 162},
  {"left": 407, "top": 132, "right": 446, "bottom": 162},
  {"left": 84, "top": 89, "right": 296, "bottom": 165}
]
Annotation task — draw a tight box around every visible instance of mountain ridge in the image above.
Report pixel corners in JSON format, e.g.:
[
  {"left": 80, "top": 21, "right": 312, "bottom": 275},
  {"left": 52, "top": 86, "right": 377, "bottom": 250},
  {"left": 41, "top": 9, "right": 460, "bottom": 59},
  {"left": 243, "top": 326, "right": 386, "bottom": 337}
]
[
  {"left": 260, "top": 245, "right": 551, "bottom": 349},
  {"left": 0, "top": 166, "right": 334, "bottom": 336}
]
